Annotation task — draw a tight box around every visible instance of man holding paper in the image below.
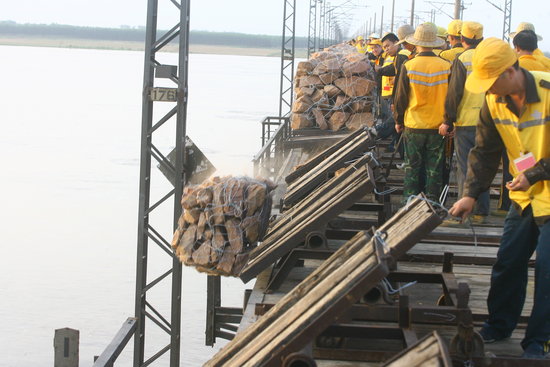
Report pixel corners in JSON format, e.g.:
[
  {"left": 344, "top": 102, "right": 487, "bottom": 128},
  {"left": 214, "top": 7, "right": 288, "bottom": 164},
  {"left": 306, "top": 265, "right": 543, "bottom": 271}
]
[{"left": 449, "top": 37, "right": 550, "bottom": 359}]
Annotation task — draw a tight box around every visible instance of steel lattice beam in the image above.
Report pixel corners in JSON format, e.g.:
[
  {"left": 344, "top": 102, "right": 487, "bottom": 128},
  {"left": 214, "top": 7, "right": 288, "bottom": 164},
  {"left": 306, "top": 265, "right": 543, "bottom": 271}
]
[
  {"left": 307, "top": 0, "right": 318, "bottom": 58},
  {"left": 502, "top": 0, "right": 512, "bottom": 43},
  {"left": 134, "top": 0, "right": 190, "bottom": 366},
  {"left": 279, "top": 0, "right": 296, "bottom": 118}
]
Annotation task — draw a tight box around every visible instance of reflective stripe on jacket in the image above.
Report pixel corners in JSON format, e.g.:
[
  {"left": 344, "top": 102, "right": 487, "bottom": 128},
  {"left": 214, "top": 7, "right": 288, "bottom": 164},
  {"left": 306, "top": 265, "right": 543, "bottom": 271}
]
[
  {"left": 486, "top": 71, "right": 550, "bottom": 216},
  {"left": 465, "top": 69, "right": 550, "bottom": 219},
  {"left": 381, "top": 54, "right": 395, "bottom": 97}
]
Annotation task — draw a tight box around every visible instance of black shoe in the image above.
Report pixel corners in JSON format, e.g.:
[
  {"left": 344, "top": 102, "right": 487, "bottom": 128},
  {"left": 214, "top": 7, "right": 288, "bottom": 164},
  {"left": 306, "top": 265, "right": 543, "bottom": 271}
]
[
  {"left": 479, "top": 327, "right": 508, "bottom": 344},
  {"left": 521, "top": 351, "right": 549, "bottom": 359},
  {"left": 521, "top": 343, "right": 550, "bottom": 359}
]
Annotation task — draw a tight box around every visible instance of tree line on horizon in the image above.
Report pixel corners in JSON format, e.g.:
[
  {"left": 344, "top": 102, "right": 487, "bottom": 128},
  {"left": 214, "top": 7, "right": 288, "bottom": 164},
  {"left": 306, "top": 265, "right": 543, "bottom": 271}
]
[{"left": 0, "top": 21, "right": 312, "bottom": 49}]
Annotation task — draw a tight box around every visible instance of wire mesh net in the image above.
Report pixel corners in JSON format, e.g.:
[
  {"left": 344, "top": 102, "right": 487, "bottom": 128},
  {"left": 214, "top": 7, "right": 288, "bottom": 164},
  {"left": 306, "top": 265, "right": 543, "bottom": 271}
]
[{"left": 171, "top": 176, "right": 276, "bottom": 277}]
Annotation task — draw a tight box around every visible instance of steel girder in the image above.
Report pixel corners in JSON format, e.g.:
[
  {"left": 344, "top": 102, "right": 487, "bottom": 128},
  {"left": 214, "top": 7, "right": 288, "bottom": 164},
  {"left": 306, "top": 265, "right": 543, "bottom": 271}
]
[{"left": 134, "top": 0, "right": 190, "bottom": 366}]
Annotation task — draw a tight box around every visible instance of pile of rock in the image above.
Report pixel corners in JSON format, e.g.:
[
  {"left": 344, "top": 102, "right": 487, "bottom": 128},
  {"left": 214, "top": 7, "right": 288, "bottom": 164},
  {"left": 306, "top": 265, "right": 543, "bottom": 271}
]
[
  {"left": 292, "top": 44, "right": 377, "bottom": 132},
  {"left": 171, "top": 176, "right": 275, "bottom": 277}
]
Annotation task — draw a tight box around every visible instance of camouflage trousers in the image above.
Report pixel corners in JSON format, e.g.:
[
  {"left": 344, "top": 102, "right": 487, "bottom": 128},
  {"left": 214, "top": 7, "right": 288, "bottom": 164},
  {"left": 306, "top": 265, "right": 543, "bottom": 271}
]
[{"left": 402, "top": 130, "right": 445, "bottom": 203}]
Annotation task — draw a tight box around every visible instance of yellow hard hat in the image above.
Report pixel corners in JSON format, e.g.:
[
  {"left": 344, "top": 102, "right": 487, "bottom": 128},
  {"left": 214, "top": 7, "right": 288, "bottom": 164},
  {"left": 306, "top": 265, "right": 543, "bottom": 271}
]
[
  {"left": 461, "top": 21, "right": 483, "bottom": 40},
  {"left": 437, "top": 26, "right": 448, "bottom": 39},
  {"left": 465, "top": 37, "right": 517, "bottom": 93},
  {"left": 447, "top": 19, "right": 463, "bottom": 37},
  {"left": 357, "top": 35, "right": 364, "bottom": 41},
  {"left": 368, "top": 39, "right": 382, "bottom": 46}
]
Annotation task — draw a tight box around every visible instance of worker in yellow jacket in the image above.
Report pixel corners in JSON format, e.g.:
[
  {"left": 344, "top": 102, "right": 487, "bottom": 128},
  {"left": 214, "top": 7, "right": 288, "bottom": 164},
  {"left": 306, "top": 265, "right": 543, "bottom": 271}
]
[
  {"left": 510, "top": 22, "right": 550, "bottom": 69},
  {"left": 513, "top": 30, "right": 549, "bottom": 72},
  {"left": 440, "top": 21, "right": 489, "bottom": 224},
  {"left": 440, "top": 19, "right": 464, "bottom": 62},
  {"left": 394, "top": 23, "right": 451, "bottom": 202},
  {"left": 450, "top": 37, "right": 550, "bottom": 359},
  {"left": 355, "top": 36, "right": 368, "bottom": 54}
]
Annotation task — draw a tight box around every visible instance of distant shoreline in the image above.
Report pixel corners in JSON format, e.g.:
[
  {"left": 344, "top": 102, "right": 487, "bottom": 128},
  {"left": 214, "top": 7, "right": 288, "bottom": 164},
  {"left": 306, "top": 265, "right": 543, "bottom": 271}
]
[{"left": 0, "top": 36, "right": 311, "bottom": 57}]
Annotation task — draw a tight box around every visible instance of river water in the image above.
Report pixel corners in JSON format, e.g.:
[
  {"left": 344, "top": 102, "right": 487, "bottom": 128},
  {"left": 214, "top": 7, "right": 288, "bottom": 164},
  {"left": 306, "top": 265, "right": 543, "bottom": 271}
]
[{"left": 0, "top": 45, "right": 281, "bottom": 366}]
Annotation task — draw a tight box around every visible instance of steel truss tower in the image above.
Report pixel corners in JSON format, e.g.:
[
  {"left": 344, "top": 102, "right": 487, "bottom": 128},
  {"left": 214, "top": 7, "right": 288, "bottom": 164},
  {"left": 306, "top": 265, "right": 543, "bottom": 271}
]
[
  {"left": 307, "top": 0, "right": 319, "bottom": 58},
  {"left": 279, "top": 0, "right": 297, "bottom": 118},
  {"left": 502, "top": 0, "right": 512, "bottom": 43},
  {"left": 134, "top": 0, "right": 190, "bottom": 366}
]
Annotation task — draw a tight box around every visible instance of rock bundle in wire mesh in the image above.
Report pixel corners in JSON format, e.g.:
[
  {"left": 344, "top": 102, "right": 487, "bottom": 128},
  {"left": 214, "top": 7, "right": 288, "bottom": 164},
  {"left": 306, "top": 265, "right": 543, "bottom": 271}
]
[
  {"left": 292, "top": 44, "right": 377, "bottom": 131},
  {"left": 171, "top": 176, "right": 275, "bottom": 277}
]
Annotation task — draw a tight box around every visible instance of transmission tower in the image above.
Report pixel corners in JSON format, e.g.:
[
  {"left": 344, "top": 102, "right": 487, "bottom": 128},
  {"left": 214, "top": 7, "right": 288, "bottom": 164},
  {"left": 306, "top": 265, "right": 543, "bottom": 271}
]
[
  {"left": 502, "top": 0, "right": 512, "bottom": 43},
  {"left": 307, "top": 0, "right": 319, "bottom": 58},
  {"left": 279, "top": 0, "right": 297, "bottom": 118},
  {"left": 134, "top": 0, "right": 190, "bottom": 366}
]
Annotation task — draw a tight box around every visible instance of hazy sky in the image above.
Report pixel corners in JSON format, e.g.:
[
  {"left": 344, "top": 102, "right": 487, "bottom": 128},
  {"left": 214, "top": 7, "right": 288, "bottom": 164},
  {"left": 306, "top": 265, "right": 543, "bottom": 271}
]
[{"left": 2, "top": 0, "right": 550, "bottom": 51}]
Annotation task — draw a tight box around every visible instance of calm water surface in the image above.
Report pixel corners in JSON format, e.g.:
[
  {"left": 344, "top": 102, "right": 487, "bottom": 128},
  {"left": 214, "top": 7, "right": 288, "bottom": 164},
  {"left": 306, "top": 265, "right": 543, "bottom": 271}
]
[{"left": 0, "top": 45, "right": 280, "bottom": 366}]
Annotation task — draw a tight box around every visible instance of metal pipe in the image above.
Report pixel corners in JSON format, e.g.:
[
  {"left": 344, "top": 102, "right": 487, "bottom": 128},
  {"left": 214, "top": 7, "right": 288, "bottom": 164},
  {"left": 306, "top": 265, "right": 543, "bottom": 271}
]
[
  {"left": 391, "top": 0, "right": 395, "bottom": 32},
  {"left": 362, "top": 285, "right": 384, "bottom": 304},
  {"left": 410, "top": 0, "right": 415, "bottom": 26},
  {"left": 305, "top": 231, "right": 327, "bottom": 249},
  {"left": 283, "top": 355, "right": 317, "bottom": 367},
  {"left": 380, "top": 6, "right": 384, "bottom": 37},
  {"left": 454, "top": 0, "right": 461, "bottom": 20},
  {"left": 283, "top": 344, "right": 316, "bottom": 367}
]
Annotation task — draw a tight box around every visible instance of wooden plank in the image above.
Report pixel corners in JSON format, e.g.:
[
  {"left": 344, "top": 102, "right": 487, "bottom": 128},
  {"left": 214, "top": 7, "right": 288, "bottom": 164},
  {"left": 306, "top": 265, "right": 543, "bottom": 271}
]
[
  {"left": 284, "top": 131, "right": 374, "bottom": 206},
  {"left": 240, "top": 159, "right": 375, "bottom": 282},
  {"left": 265, "top": 154, "right": 374, "bottom": 240},
  {"left": 381, "top": 331, "right": 452, "bottom": 367},
  {"left": 285, "top": 131, "right": 367, "bottom": 195},
  {"left": 374, "top": 195, "right": 443, "bottom": 260},
  {"left": 207, "top": 196, "right": 443, "bottom": 367},
  {"left": 206, "top": 235, "right": 387, "bottom": 367},
  {"left": 285, "top": 128, "right": 365, "bottom": 184},
  {"left": 206, "top": 232, "right": 374, "bottom": 367}
]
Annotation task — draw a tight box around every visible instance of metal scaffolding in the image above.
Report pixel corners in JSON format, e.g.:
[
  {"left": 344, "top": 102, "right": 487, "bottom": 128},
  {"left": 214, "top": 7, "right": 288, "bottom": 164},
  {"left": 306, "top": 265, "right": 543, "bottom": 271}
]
[
  {"left": 319, "top": 1, "right": 326, "bottom": 49},
  {"left": 279, "top": 0, "right": 297, "bottom": 118},
  {"left": 307, "top": 0, "right": 319, "bottom": 58},
  {"left": 502, "top": 0, "right": 512, "bottom": 43},
  {"left": 134, "top": 0, "right": 190, "bottom": 366}
]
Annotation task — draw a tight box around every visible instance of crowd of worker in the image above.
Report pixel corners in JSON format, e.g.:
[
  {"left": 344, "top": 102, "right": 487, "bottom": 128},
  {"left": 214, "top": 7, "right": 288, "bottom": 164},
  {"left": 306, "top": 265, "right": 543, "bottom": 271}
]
[{"left": 348, "top": 20, "right": 550, "bottom": 360}]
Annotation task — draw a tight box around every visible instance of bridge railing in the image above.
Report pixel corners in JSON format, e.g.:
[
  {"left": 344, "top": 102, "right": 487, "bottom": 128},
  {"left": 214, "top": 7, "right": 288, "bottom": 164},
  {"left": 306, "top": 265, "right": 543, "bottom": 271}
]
[{"left": 253, "top": 116, "right": 291, "bottom": 181}]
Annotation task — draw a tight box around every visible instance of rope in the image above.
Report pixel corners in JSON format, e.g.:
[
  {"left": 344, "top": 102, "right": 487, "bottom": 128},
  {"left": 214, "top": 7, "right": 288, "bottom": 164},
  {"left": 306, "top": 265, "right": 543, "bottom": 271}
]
[
  {"left": 374, "top": 187, "right": 398, "bottom": 196},
  {"left": 373, "top": 230, "right": 390, "bottom": 254},
  {"left": 382, "top": 278, "right": 417, "bottom": 295},
  {"left": 404, "top": 194, "right": 450, "bottom": 217},
  {"left": 404, "top": 194, "right": 479, "bottom": 256}
]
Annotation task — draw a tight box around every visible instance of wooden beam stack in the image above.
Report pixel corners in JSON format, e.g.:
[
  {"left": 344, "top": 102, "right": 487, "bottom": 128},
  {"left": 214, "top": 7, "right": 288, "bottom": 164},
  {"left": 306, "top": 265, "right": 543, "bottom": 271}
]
[
  {"left": 381, "top": 331, "right": 452, "bottom": 367},
  {"left": 239, "top": 154, "right": 376, "bottom": 282},
  {"left": 292, "top": 44, "right": 377, "bottom": 131},
  {"left": 205, "top": 196, "right": 443, "bottom": 367},
  {"left": 283, "top": 128, "right": 375, "bottom": 207}
]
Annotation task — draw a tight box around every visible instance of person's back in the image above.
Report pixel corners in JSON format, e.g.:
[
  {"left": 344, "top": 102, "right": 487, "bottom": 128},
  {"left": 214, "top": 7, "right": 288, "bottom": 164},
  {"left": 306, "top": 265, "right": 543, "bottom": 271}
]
[
  {"left": 442, "top": 21, "right": 490, "bottom": 224},
  {"left": 513, "top": 30, "right": 549, "bottom": 72},
  {"left": 394, "top": 23, "right": 451, "bottom": 202},
  {"left": 402, "top": 54, "right": 451, "bottom": 129},
  {"left": 440, "top": 19, "right": 464, "bottom": 62}
]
